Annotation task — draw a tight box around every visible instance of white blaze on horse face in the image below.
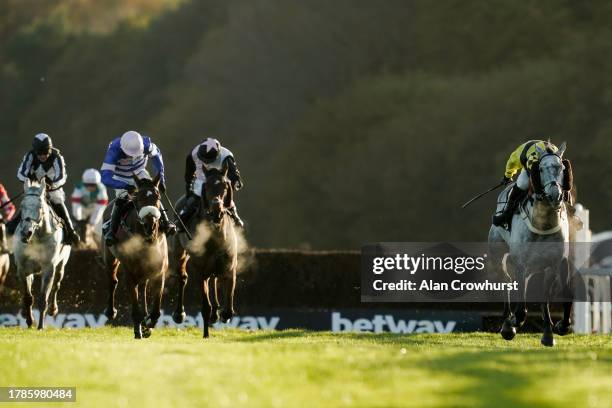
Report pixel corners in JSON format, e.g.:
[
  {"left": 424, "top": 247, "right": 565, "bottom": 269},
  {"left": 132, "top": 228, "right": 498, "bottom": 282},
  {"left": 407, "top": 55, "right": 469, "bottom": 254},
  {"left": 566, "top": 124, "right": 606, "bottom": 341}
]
[{"left": 138, "top": 206, "right": 161, "bottom": 220}]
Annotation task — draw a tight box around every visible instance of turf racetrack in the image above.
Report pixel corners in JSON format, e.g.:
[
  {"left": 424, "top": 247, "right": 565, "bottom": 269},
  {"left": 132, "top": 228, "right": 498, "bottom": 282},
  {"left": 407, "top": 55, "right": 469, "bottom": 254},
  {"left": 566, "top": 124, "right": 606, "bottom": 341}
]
[{"left": 0, "top": 328, "right": 611, "bottom": 407}]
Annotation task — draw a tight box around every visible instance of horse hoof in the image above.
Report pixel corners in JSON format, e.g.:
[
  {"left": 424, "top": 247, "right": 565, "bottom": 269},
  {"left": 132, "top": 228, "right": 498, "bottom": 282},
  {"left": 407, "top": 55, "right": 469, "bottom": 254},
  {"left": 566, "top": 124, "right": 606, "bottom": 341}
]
[
  {"left": 500, "top": 327, "right": 516, "bottom": 341},
  {"left": 219, "top": 310, "right": 233, "bottom": 324},
  {"left": 553, "top": 320, "right": 572, "bottom": 336},
  {"left": 209, "top": 309, "right": 219, "bottom": 325},
  {"left": 541, "top": 334, "right": 555, "bottom": 347},
  {"left": 172, "top": 311, "right": 186, "bottom": 324},
  {"left": 49, "top": 307, "right": 58, "bottom": 317},
  {"left": 105, "top": 307, "right": 117, "bottom": 320},
  {"left": 500, "top": 319, "right": 516, "bottom": 341},
  {"left": 141, "top": 326, "right": 152, "bottom": 339}
]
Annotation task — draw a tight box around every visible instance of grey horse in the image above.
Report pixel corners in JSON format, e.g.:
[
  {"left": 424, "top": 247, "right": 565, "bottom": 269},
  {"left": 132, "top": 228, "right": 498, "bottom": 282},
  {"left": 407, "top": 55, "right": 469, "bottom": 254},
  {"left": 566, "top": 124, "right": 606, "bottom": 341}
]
[
  {"left": 488, "top": 142, "right": 571, "bottom": 347},
  {"left": 13, "top": 180, "right": 71, "bottom": 329}
]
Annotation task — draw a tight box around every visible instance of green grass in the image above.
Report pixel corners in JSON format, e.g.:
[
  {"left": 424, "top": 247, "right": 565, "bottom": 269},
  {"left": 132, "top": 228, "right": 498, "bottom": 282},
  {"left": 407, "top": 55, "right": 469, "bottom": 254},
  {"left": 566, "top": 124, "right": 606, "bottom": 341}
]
[{"left": 0, "top": 328, "right": 611, "bottom": 408}]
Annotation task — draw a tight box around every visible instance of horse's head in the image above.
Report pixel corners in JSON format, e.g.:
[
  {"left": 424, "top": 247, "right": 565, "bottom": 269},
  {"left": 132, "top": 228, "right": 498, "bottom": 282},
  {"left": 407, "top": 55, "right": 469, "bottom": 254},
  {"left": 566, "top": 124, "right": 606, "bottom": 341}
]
[
  {"left": 203, "top": 169, "right": 230, "bottom": 225},
  {"left": 533, "top": 142, "right": 567, "bottom": 210},
  {"left": 132, "top": 173, "right": 162, "bottom": 242},
  {"left": 20, "top": 180, "right": 46, "bottom": 244}
]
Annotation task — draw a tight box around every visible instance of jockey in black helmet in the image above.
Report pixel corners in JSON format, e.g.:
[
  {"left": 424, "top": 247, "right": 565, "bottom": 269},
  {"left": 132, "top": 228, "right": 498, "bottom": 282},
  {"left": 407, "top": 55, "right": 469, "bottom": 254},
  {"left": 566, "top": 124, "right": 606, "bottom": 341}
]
[
  {"left": 179, "top": 138, "right": 244, "bottom": 228},
  {"left": 7, "top": 133, "right": 80, "bottom": 245}
]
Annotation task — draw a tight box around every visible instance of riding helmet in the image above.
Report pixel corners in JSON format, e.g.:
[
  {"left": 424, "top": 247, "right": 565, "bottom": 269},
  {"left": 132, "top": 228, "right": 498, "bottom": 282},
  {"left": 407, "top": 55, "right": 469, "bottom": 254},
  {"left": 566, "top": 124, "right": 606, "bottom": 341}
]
[
  {"left": 32, "top": 133, "right": 52, "bottom": 155},
  {"left": 82, "top": 168, "right": 101, "bottom": 185},
  {"left": 120, "top": 131, "right": 144, "bottom": 157},
  {"left": 197, "top": 138, "right": 221, "bottom": 164}
]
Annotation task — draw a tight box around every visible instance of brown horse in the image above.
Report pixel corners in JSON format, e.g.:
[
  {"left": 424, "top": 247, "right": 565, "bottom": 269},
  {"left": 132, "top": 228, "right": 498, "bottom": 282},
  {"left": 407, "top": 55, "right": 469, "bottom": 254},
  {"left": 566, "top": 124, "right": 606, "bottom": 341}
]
[
  {"left": 172, "top": 168, "right": 238, "bottom": 338},
  {"left": 102, "top": 174, "right": 168, "bottom": 339}
]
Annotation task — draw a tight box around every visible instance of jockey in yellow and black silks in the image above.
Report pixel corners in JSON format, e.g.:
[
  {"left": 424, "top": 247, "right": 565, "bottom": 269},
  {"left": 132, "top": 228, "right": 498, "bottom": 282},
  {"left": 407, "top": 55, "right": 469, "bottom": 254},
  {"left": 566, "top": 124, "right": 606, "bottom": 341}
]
[{"left": 492, "top": 140, "right": 559, "bottom": 227}]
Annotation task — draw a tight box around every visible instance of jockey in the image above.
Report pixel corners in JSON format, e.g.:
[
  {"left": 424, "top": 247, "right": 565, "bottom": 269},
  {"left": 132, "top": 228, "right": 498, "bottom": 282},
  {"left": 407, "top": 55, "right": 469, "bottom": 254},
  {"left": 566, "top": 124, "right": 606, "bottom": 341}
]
[
  {"left": 179, "top": 137, "right": 244, "bottom": 228},
  {"left": 101, "top": 131, "right": 176, "bottom": 246},
  {"left": 492, "top": 140, "right": 559, "bottom": 227},
  {"left": 10, "top": 133, "right": 80, "bottom": 245},
  {"left": 0, "top": 183, "right": 15, "bottom": 253},
  {"left": 71, "top": 169, "right": 108, "bottom": 228}
]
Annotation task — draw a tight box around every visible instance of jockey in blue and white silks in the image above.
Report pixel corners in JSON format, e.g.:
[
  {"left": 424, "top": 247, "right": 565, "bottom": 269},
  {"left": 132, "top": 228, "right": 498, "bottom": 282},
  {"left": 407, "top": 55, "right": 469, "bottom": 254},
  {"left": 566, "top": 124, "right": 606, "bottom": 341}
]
[
  {"left": 8, "top": 133, "right": 80, "bottom": 245},
  {"left": 100, "top": 131, "right": 176, "bottom": 246}
]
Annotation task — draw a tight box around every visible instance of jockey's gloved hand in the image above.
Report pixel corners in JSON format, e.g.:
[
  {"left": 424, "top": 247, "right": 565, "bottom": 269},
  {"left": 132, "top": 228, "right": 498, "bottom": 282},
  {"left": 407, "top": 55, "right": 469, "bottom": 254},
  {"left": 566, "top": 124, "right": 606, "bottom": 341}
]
[
  {"left": 501, "top": 176, "right": 512, "bottom": 185},
  {"left": 232, "top": 179, "right": 243, "bottom": 191}
]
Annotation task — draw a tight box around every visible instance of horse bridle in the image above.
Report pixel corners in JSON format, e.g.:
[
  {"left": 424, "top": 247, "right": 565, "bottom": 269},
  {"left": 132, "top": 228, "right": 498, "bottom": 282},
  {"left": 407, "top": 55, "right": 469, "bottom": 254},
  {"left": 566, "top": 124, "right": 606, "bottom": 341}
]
[
  {"left": 22, "top": 193, "right": 44, "bottom": 225},
  {"left": 131, "top": 187, "right": 162, "bottom": 241},
  {"left": 204, "top": 177, "right": 230, "bottom": 225},
  {"left": 533, "top": 152, "right": 564, "bottom": 203}
]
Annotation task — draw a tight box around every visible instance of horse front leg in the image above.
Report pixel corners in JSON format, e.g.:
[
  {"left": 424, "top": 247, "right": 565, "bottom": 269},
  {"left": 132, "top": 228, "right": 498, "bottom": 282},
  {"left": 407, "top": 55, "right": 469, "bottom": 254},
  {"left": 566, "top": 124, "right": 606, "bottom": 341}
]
[
  {"left": 22, "top": 274, "right": 34, "bottom": 328},
  {"left": 48, "top": 263, "right": 65, "bottom": 317},
  {"left": 172, "top": 250, "right": 188, "bottom": 324},
  {"left": 540, "top": 269, "right": 556, "bottom": 347},
  {"left": 104, "top": 258, "right": 120, "bottom": 320},
  {"left": 554, "top": 258, "right": 573, "bottom": 336},
  {"left": 145, "top": 272, "right": 164, "bottom": 330},
  {"left": 201, "top": 276, "right": 212, "bottom": 338},
  {"left": 37, "top": 265, "right": 56, "bottom": 330},
  {"left": 512, "top": 268, "right": 528, "bottom": 328},
  {"left": 138, "top": 281, "right": 153, "bottom": 338},
  {"left": 217, "top": 268, "right": 236, "bottom": 324},
  {"left": 541, "top": 301, "right": 555, "bottom": 347},
  {"left": 500, "top": 286, "right": 516, "bottom": 340},
  {"left": 129, "top": 278, "right": 143, "bottom": 339},
  {"left": 209, "top": 277, "right": 220, "bottom": 324}
]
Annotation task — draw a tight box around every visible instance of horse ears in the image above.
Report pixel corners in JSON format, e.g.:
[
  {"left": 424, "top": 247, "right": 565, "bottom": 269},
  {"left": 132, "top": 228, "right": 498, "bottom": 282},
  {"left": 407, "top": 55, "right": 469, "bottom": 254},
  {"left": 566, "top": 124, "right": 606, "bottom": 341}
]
[
  {"left": 535, "top": 144, "right": 545, "bottom": 155},
  {"left": 132, "top": 173, "right": 141, "bottom": 186},
  {"left": 557, "top": 141, "right": 567, "bottom": 157},
  {"left": 152, "top": 173, "right": 161, "bottom": 187}
]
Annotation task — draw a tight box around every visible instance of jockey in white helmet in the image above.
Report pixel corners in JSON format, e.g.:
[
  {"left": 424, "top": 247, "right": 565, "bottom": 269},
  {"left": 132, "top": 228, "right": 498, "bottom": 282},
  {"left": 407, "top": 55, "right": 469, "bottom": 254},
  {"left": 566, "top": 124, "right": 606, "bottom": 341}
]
[
  {"left": 70, "top": 168, "right": 108, "bottom": 228},
  {"left": 100, "top": 131, "right": 176, "bottom": 246}
]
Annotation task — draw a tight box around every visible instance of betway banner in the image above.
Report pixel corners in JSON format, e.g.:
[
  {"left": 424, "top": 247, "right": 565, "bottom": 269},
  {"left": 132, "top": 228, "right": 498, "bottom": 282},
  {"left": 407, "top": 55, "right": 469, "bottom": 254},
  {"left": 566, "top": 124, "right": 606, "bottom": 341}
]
[{"left": 0, "top": 309, "right": 483, "bottom": 333}]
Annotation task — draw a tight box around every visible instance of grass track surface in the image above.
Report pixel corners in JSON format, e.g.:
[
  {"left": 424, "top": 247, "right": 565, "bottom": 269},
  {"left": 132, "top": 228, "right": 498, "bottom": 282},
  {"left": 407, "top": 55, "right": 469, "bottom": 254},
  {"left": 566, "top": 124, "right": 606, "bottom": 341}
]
[{"left": 0, "top": 328, "right": 611, "bottom": 407}]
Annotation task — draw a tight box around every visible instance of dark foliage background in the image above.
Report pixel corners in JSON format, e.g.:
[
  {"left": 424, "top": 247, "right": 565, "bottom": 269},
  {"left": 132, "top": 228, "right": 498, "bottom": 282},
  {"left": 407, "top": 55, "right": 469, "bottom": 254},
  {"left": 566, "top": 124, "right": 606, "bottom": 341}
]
[{"left": 1, "top": 0, "right": 611, "bottom": 249}]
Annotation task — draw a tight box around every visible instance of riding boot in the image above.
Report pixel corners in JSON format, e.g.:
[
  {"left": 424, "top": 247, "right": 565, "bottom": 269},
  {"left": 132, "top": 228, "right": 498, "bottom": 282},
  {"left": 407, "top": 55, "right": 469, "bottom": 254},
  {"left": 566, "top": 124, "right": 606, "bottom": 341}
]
[
  {"left": 50, "top": 201, "right": 80, "bottom": 245},
  {"left": 104, "top": 198, "right": 128, "bottom": 247},
  {"left": 160, "top": 205, "right": 177, "bottom": 236},
  {"left": 178, "top": 195, "right": 199, "bottom": 231},
  {"left": 5, "top": 210, "right": 20, "bottom": 235},
  {"left": 492, "top": 186, "right": 527, "bottom": 227},
  {"left": 228, "top": 205, "right": 245, "bottom": 229}
]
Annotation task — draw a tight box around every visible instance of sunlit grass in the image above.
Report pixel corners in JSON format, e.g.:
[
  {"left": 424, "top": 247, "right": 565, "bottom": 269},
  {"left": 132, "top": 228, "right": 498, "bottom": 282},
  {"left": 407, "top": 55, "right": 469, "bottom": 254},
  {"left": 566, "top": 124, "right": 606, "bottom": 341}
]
[{"left": 0, "top": 328, "right": 610, "bottom": 407}]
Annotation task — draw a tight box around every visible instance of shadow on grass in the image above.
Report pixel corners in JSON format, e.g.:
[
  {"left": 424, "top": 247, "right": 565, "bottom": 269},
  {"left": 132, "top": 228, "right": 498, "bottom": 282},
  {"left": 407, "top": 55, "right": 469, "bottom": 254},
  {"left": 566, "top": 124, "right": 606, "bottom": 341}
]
[{"left": 232, "top": 329, "right": 309, "bottom": 342}]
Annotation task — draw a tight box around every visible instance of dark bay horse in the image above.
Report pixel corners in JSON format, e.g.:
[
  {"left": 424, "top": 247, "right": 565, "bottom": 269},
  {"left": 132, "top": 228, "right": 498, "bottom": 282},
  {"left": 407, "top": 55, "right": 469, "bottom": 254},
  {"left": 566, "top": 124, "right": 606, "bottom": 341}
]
[
  {"left": 102, "top": 174, "right": 168, "bottom": 339},
  {"left": 171, "top": 169, "right": 238, "bottom": 338}
]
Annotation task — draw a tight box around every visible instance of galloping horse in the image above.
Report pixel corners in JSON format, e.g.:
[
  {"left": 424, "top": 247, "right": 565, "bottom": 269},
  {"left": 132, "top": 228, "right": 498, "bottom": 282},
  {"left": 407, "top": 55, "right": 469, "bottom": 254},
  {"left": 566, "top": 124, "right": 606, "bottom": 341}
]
[
  {"left": 13, "top": 180, "right": 71, "bottom": 329},
  {"left": 172, "top": 168, "right": 238, "bottom": 338},
  {"left": 489, "top": 142, "right": 573, "bottom": 347},
  {"left": 102, "top": 174, "right": 168, "bottom": 339}
]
